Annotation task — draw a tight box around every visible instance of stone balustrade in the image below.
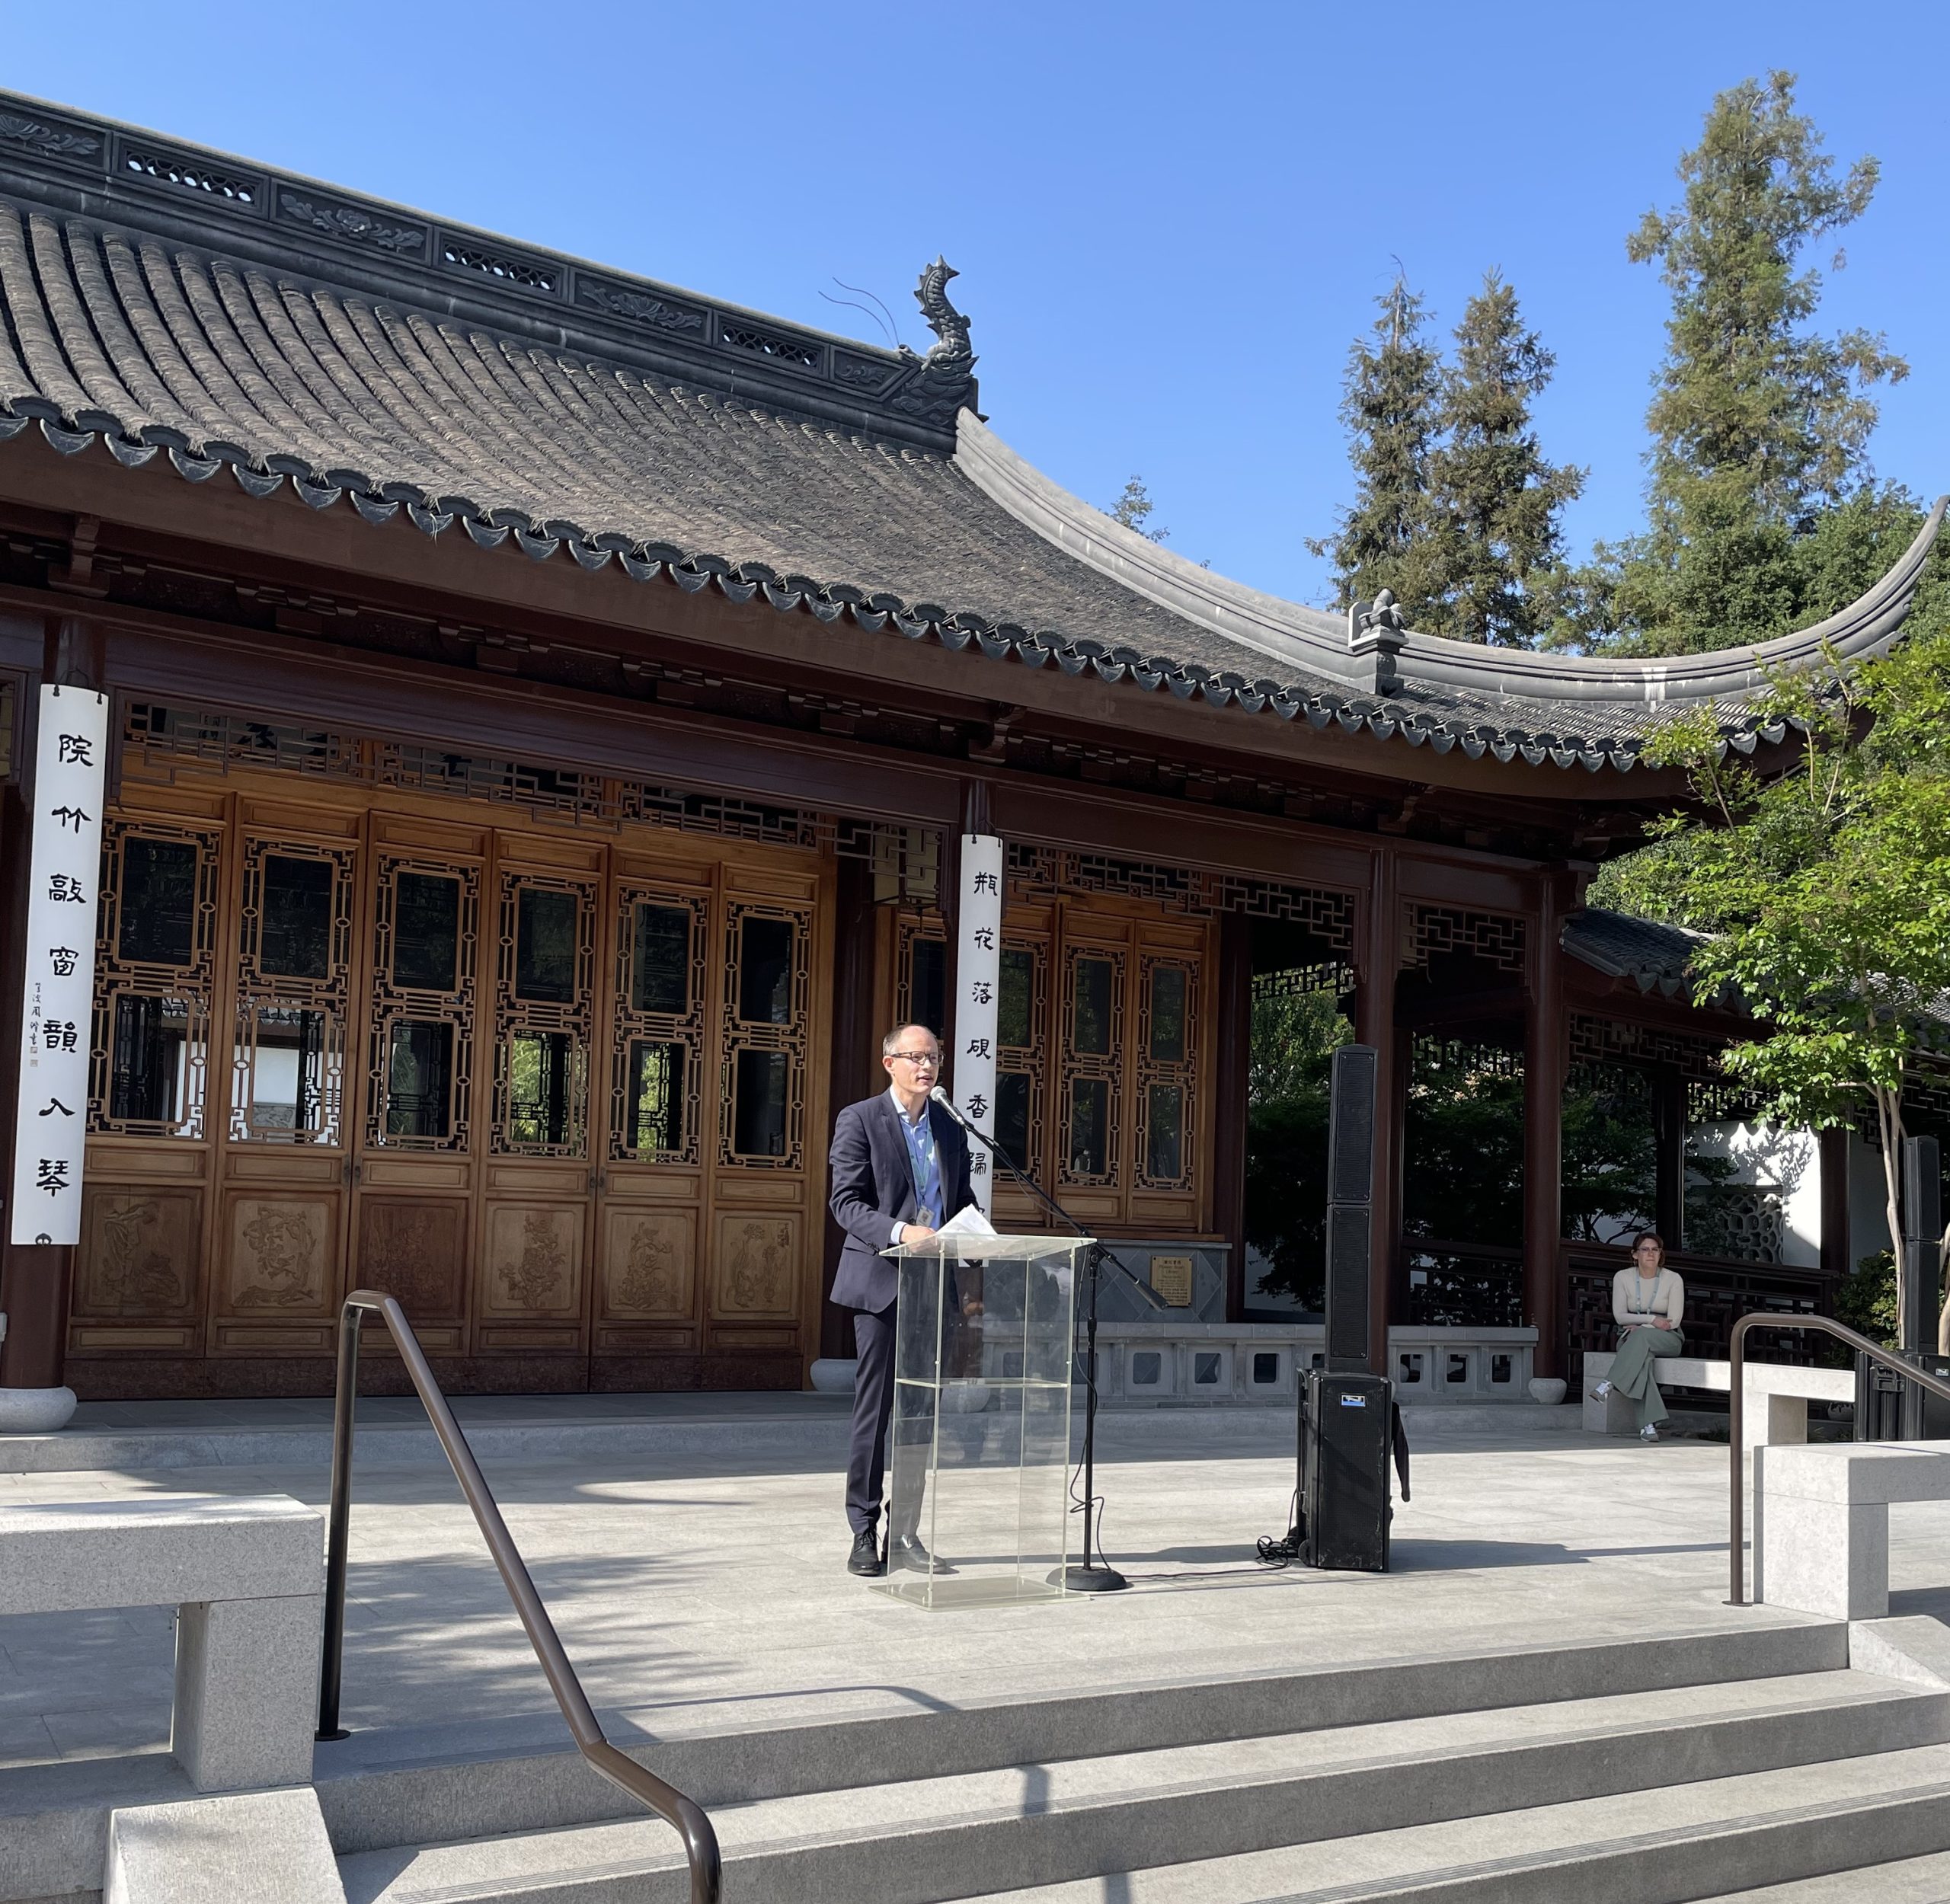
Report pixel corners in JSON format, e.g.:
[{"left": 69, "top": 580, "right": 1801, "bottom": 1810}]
[
  {"left": 1756, "top": 1440, "right": 1950, "bottom": 1620},
  {"left": 0, "top": 1493, "right": 324, "bottom": 1793}
]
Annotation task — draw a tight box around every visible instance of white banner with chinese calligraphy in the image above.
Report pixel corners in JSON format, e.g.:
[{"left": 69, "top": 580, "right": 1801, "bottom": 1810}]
[
  {"left": 11, "top": 685, "right": 108, "bottom": 1246},
  {"left": 952, "top": 832, "right": 1002, "bottom": 1214}
]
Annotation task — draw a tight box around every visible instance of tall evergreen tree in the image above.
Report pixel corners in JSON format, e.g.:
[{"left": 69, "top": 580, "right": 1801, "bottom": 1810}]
[
  {"left": 1109, "top": 476, "right": 1168, "bottom": 542},
  {"left": 1578, "top": 72, "right": 1908, "bottom": 655},
  {"left": 1308, "top": 276, "right": 1442, "bottom": 615},
  {"left": 1419, "top": 273, "right": 1584, "bottom": 646}
]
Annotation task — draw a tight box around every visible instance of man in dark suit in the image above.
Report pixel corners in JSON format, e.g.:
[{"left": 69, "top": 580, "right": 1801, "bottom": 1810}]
[{"left": 828, "top": 1023, "right": 976, "bottom": 1577}]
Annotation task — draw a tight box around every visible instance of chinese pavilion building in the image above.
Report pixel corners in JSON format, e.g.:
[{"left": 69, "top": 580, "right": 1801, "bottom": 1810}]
[{"left": 0, "top": 90, "right": 1938, "bottom": 1401}]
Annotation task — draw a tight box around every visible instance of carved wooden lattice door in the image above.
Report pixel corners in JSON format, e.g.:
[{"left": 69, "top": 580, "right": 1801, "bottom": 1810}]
[
  {"left": 209, "top": 808, "right": 360, "bottom": 1364},
  {"left": 706, "top": 869, "right": 821, "bottom": 1378},
  {"left": 593, "top": 855, "right": 711, "bottom": 1370},
  {"left": 76, "top": 807, "right": 222, "bottom": 1368},
  {"left": 350, "top": 814, "right": 486, "bottom": 1359},
  {"left": 477, "top": 834, "right": 600, "bottom": 1374},
  {"left": 590, "top": 848, "right": 828, "bottom": 1385}
]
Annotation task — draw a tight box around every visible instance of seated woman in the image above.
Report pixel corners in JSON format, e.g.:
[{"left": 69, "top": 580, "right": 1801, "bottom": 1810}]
[{"left": 1592, "top": 1232, "right": 1684, "bottom": 1442}]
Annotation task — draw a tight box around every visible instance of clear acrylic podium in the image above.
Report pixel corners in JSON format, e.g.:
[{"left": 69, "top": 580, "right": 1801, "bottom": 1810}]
[{"left": 878, "top": 1234, "right": 1085, "bottom": 1608}]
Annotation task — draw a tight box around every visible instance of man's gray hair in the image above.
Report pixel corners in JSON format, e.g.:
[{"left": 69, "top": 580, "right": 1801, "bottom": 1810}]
[{"left": 881, "top": 1023, "right": 939, "bottom": 1057}]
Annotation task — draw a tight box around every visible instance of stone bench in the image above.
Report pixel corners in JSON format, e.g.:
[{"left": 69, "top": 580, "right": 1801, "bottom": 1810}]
[
  {"left": 1757, "top": 1439, "right": 1950, "bottom": 1620},
  {"left": 1582, "top": 1350, "right": 1853, "bottom": 1447},
  {"left": 0, "top": 1492, "right": 323, "bottom": 1791}
]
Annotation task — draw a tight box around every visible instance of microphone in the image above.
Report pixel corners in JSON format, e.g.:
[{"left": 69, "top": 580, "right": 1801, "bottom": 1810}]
[{"left": 928, "top": 1085, "right": 973, "bottom": 1130}]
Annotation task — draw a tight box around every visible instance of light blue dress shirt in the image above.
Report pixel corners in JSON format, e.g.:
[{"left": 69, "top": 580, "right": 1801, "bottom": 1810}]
[{"left": 888, "top": 1088, "right": 941, "bottom": 1246}]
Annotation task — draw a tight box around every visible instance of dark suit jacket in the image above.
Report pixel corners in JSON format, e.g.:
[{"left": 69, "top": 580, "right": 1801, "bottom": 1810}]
[{"left": 828, "top": 1091, "right": 975, "bottom": 1313}]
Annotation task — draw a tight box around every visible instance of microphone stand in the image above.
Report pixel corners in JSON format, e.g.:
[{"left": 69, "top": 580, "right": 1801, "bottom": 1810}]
[{"left": 932, "top": 1089, "right": 1165, "bottom": 1593}]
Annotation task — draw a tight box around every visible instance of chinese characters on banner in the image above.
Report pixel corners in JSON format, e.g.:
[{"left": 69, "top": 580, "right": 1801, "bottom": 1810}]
[
  {"left": 10, "top": 686, "right": 108, "bottom": 1246},
  {"left": 952, "top": 833, "right": 1002, "bottom": 1214}
]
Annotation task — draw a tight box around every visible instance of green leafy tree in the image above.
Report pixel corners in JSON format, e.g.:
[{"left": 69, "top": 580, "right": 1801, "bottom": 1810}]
[
  {"left": 1308, "top": 276, "right": 1443, "bottom": 615},
  {"left": 1561, "top": 1069, "right": 1660, "bottom": 1244},
  {"left": 1569, "top": 72, "right": 1907, "bottom": 656},
  {"left": 1109, "top": 476, "right": 1168, "bottom": 543},
  {"left": 1603, "top": 608, "right": 1950, "bottom": 1343},
  {"left": 1243, "top": 987, "right": 1349, "bottom": 1306},
  {"left": 1418, "top": 273, "right": 1585, "bottom": 647},
  {"left": 1402, "top": 1041, "right": 1525, "bottom": 1246}
]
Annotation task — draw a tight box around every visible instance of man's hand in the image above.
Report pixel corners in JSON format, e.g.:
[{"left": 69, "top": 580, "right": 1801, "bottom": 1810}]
[{"left": 899, "top": 1223, "right": 938, "bottom": 1247}]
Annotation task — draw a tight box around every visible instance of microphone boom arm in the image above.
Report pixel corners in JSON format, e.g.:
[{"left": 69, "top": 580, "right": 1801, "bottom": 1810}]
[{"left": 930, "top": 1089, "right": 1165, "bottom": 1311}]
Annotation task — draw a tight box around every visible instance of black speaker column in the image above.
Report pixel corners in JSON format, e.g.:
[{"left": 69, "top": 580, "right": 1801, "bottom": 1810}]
[
  {"left": 1296, "top": 1044, "right": 1394, "bottom": 1571},
  {"left": 1325, "top": 1044, "right": 1377, "bottom": 1374},
  {"left": 1861, "top": 1137, "right": 1950, "bottom": 1442}
]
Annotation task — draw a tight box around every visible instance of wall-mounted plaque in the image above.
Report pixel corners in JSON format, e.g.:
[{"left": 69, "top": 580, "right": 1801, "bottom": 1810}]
[{"left": 1150, "top": 1253, "right": 1194, "bottom": 1308}]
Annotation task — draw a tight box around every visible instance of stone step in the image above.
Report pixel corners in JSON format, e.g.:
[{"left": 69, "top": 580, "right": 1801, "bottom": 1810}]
[
  {"left": 335, "top": 1669, "right": 1939, "bottom": 1904},
  {"left": 955, "top": 1747, "right": 1950, "bottom": 1902},
  {"left": 315, "top": 1622, "right": 1846, "bottom": 1858},
  {"left": 1693, "top": 1848, "right": 1950, "bottom": 1901},
  {"left": 1700, "top": 1855, "right": 1950, "bottom": 1902}
]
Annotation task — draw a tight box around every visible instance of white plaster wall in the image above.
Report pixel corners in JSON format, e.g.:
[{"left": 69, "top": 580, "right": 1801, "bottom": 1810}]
[
  {"left": 1849, "top": 1128, "right": 1897, "bottom": 1268},
  {"left": 1687, "top": 1122, "right": 1821, "bottom": 1267}
]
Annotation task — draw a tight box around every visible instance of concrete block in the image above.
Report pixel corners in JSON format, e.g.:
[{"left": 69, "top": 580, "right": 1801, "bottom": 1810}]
[
  {"left": 1760, "top": 1490, "right": 1888, "bottom": 1620},
  {"left": 1764, "top": 1441, "right": 1950, "bottom": 1506},
  {"left": 0, "top": 1495, "right": 322, "bottom": 1617},
  {"left": 104, "top": 1786, "right": 346, "bottom": 1903},
  {"left": 1850, "top": 1615, "right": 1950, "bottom": 1688},
  {"left": 174, "top": 1594, "right": 322, "bottom": 1792},
  {"left": 1581, "top": 1353, "right": 1636, "bottom": 1434},
  {"left": 1749, "top": 1391, "right": 1810, "bottom": 1455}
]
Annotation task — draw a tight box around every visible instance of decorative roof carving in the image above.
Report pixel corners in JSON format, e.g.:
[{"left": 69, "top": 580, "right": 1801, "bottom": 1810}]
[
  {"left": 886, "top": 257, "right": 979, "bottom": 430},
  {"left": 278, "top": 190, "right": 424, "bottom": 257},
  {"left": 577, "top": 279, "right": 705, "bottom": 333},
  {"left": 0, "top": 112, "right": 100, "bottom": 161},
  {"left": 1347, "top": 591, "right": 1407, "bottom": 695}
]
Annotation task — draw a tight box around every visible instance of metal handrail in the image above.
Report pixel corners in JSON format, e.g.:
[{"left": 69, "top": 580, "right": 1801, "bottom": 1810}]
[
  {"left": 1728, "top": 1311, "right": 1950, "bottom": 1608},
  {"left": 317, "top": 1291, "right": 721, "bottom": 1904}
]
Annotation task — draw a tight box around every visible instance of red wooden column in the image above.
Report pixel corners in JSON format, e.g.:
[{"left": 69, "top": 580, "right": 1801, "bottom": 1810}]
[
  {"left": 1210, "top": 911, "right": 1252, "bottom": 1320},
  {"left": 0, "top": 615, "right": 105, "bottom": 1396},
  {"left": 818, "top": 852, "right": 878, "bottom": 1359},
  {"left": 1355, "top": 849, "right": 1400, "bottom": 1377},
  {"left": 1818, "top": 1125, "right": 1852, "bottom": 1287},
  {"left": 1523, "top": 871, "right": 1569, "bottom": 1377}
]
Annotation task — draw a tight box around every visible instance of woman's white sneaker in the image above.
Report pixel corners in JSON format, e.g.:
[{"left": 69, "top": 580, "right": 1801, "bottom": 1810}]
[{"left": 1640, "top": 1423, "right": 1659, "bottom": 1442}]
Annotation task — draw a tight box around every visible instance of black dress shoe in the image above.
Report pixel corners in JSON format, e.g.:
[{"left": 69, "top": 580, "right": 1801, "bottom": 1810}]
[
  {"left": 889, "top": 1535, "right": 955, "bottom": 1573},
  {"left": 846, "top": 1529, "right": 885, "bottom": 1577}
]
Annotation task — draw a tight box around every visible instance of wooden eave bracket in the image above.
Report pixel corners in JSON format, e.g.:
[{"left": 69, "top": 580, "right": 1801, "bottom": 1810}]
[{"left": 49, "top": 514, "right": 107, "bottom": 598}]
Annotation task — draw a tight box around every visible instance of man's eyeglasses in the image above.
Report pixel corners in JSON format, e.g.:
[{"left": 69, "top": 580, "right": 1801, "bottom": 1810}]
[{"left": 889, "top": 1052, "right": 940, "bottom": 1069}]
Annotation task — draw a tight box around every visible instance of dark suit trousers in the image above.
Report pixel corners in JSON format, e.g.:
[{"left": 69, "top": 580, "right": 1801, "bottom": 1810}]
[{"left": 846, "top": 1302, "right": 925, "bottom": 1541}]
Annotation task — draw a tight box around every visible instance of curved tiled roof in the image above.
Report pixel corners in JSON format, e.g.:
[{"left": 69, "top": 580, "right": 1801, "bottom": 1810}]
[
  {"left": 0, "top": 94, "right": 1939, "bottom": 775},
  {"left": 1565, "top": 909, "right": 1709, "bottom": 997}
]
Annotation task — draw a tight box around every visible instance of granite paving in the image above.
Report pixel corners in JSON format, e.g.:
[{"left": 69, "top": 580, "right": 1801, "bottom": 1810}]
[{"left": 1, "top": 1404, "right": 1943, "bottom": 1776}]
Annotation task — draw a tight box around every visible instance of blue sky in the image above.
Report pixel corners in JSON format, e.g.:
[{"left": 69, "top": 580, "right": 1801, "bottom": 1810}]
[{"left": 5, "top": 2, "right": 1944, "bottom": 605}]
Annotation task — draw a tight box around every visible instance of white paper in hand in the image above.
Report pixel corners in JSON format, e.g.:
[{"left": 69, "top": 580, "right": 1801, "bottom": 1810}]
[{"left": 934, "top": 1205, "right": 999, "bottom": 1241}]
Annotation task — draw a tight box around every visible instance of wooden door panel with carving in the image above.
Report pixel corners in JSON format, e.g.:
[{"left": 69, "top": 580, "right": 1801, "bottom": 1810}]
[
  {"left": 596, "top": 1204, "right": 698, "bottom": 1351},
  {"left": 478, "top": 842, "right": 600, "bottom": 1354},
  {"left": 210, "top": 820, "right": 360, "bottom": 1355},
  {"left": 214, "top": 1189, "right": 341, "bottom": 1355},
  {"left": 72, "top": 803, "right": 227, "bottom": 1363},
  {"left": 356, "top": 1195, "right": 470, "bottom": 1347}
]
